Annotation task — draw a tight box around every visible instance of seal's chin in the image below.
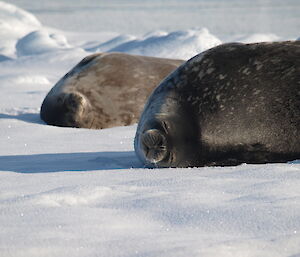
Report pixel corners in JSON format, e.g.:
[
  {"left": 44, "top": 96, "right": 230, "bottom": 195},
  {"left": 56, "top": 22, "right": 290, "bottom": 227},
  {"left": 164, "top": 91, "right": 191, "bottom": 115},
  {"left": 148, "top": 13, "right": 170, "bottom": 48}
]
[{"left": 140, "top": 129, "right": 169, "bottom": 165}]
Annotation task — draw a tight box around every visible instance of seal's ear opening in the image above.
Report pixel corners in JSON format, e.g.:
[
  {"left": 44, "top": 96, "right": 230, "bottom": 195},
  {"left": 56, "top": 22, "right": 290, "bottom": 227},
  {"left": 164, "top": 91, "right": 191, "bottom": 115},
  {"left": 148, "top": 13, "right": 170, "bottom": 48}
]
[{"left": 140, "top": 129, "right": 169, "bottom": 165}]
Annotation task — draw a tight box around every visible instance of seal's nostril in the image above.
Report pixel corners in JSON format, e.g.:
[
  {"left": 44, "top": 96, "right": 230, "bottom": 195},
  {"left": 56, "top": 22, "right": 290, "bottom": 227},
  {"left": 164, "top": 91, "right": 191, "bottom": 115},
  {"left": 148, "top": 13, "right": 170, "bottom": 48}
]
[
  {"left": 142, "top": 129, "right": 164, "bottom": 147},
  {"left": 141, "top": 129, "right": 168, "bottom": 163}
]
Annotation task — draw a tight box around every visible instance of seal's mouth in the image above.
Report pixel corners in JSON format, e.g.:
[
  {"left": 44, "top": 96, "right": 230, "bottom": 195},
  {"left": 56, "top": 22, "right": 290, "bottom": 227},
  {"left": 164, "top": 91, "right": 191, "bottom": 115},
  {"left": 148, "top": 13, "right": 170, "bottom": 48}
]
[{"left": 140, "top": 129, "right": 168, "bottom": 164}]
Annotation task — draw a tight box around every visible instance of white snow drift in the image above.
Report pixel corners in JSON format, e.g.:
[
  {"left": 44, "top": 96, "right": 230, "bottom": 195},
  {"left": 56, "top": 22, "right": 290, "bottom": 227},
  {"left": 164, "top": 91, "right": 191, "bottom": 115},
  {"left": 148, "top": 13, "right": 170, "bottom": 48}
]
[
  {"left": 16, "top": 30, "right": 71, "bottom": 57},
  {"left": 108, "top": 28, "right": 222, "bottom": 59},
  {"left": 0, "top": 1, "right": 41, "bottom": 57}
]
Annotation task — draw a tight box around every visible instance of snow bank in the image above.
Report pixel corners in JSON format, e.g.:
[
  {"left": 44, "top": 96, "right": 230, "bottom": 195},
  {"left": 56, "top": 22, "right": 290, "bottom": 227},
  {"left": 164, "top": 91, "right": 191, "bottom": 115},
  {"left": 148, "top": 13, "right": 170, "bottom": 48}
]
[
  {"left": 235, "top": 33, "right": 281, "bottom": 43},
  {"left": 110, "top": 28, "right": 222, "bottom": 60},
  {"left": 16, "top": 30, "right": 71, "bottom": 56},
  {"left": 0, "top": 1, "right": 40, "bottom": 34},
  {"left": 86, "top": 34, "right": 137, "bottom": 52},
  {"left": 84, "top": 28, "right": 222, "bottom": 60},
  {"left": 0, "top": 1, "right": 41, "bottom": 57}
]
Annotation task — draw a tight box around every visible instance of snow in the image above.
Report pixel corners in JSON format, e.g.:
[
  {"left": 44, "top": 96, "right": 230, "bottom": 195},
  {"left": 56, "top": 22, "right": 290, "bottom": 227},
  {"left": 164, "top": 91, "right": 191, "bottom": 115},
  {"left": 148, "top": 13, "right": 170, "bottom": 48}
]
[
  {"left": 0, "top": 1, "right": 41, "bottom": 57},
  {"left": 16, "top": 30, "right": 71, "bottom": 57},
  {"left": 235, "top": 33, "right": 281, "bottom": 44},
  {"left": 108, "top": 29, "right": 221, "bottom": 59},
  {"left": 0, "top": 1, "right": 300, "bottom": 256}
]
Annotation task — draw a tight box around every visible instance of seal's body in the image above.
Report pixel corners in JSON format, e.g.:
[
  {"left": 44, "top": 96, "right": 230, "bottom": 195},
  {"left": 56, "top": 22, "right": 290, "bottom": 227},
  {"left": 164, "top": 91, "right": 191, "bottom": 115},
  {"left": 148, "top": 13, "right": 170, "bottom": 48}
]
[
  {"left": 40, "top": 52, "right": 183, "bottom": 129},
  {"left": 134, "top": 41, "right": 300, "bottom": 167}
]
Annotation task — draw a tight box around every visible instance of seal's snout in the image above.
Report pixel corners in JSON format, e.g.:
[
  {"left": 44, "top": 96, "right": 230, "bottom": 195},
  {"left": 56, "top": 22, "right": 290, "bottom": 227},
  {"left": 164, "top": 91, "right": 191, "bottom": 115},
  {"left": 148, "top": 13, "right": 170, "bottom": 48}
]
[
  {"left": 41, "top": 91, "right": 89, "bottom": 127},
  {"left": 141, "top": 129, "right": 168, "bottom": 164},
  {"left": 63, "top": 92, "right": 85, "bottom": 115}
]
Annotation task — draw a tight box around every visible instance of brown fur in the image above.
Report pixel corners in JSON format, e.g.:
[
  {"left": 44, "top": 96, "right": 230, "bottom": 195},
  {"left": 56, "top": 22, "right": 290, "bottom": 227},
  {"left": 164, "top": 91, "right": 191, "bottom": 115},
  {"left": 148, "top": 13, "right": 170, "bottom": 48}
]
[{"left": 40, "top": 52, "right": 184, "bottom": 129}]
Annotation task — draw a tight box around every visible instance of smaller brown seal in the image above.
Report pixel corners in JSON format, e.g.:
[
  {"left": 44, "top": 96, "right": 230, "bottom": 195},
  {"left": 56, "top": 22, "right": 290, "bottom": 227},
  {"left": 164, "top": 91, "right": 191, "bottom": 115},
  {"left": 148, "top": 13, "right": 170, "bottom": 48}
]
[{"left": 40, "top": 52, "right": 184, "bottom": 129}]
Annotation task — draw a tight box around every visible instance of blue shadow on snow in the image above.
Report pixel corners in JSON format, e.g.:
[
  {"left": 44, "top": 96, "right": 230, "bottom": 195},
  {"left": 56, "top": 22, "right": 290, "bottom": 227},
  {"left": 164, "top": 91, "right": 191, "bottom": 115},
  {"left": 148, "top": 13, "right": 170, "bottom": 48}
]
[
  {"left": 0, "top": 113, "right": 44, "bottom": 125},
  {"left": 0, "top": 151, "right": 143, "bottom": 173}
]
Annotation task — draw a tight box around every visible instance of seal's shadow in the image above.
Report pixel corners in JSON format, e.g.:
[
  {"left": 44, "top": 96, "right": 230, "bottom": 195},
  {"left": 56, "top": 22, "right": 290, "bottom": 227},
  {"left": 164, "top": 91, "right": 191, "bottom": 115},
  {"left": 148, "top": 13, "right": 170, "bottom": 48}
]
[
  {"left": 0, "top": 151, "right": 143, "bottom": 173},
  {"left": 0, "top": 113, "right": 44, "bottom": 125}
]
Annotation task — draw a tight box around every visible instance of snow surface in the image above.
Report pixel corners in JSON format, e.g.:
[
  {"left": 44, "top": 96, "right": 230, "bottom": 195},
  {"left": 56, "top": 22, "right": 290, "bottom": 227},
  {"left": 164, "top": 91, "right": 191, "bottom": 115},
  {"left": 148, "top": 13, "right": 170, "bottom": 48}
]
[{"left": 0, "top": 1, "right": 300, "bottom": 256}]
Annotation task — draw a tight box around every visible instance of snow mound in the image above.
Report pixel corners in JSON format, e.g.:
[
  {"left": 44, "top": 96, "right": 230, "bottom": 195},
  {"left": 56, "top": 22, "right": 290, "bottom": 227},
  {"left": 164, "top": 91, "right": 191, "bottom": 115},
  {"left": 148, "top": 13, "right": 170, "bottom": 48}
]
[
  {"left": 0, "top": 1, "right": 41, "bottom": 56},
  {"left": 236, "top": 33, "right": 280, "bottom": 43},
  {"left": 142, "top": 30, "right": 169, "bottom": 38},
  {"left": 6, "top": 74, "right": 50, "bottom": 85},
  {"left": 0, "top": 1, "right": 41, "bottom": 34},
  {"left": 16, "top": 30, "right": 71, "bottom": 56},
  {"left": 110, "top": 28, "right": 222, "bottom": 60},
  {"left": 0, "top": 54, "right": 12, "bottom": 62},
  {"left": 87, "top": 34, "right": 137, "bottom": 52}
]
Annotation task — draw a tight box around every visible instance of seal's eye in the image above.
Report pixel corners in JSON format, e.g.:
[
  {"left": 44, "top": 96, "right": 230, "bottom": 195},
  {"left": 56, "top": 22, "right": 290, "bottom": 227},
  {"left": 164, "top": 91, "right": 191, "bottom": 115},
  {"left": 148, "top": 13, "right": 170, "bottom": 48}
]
[{"left": 141, "top": 129, "right": 168, "bottom": 164}]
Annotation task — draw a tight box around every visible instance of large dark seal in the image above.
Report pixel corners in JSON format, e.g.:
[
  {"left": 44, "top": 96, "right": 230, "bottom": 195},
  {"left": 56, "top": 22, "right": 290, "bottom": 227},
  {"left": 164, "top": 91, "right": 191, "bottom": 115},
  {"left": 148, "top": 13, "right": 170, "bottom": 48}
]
[
  {"left": 134, "top": 41, "right": 300, "bottom": 167},
  {"left": 40, "top": 52, "right": 183, "bottom": 129}
]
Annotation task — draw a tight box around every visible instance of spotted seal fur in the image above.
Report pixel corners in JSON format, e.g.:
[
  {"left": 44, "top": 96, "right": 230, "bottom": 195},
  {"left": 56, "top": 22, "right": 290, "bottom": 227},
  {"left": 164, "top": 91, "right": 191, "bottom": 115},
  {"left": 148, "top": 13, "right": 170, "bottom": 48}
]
[{"left": 134, "top": 41, "right": 300, "bottom": 167}]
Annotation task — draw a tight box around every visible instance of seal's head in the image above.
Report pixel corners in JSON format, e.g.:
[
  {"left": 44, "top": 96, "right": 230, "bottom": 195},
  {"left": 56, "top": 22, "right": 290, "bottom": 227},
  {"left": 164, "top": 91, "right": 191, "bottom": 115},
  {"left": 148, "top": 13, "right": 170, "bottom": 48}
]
[
  {"left": 40, "top": 91, "right": 93, "bottom": 128},
  {"left": 135, "top": 111, "right": 201, "bottom": 168},
  {"left": 140, "top": 128, "right": 168, "bottom": 164}
]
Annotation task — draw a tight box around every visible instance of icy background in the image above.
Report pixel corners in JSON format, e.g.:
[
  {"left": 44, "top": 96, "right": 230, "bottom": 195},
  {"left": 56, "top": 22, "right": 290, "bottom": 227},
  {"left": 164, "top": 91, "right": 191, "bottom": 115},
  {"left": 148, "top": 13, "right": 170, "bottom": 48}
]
[{"left": 0, "top": 1, "right": 299, "bottom": 256}]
